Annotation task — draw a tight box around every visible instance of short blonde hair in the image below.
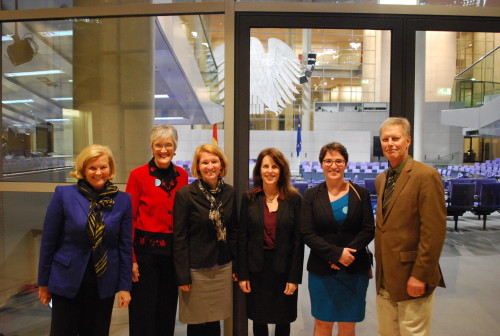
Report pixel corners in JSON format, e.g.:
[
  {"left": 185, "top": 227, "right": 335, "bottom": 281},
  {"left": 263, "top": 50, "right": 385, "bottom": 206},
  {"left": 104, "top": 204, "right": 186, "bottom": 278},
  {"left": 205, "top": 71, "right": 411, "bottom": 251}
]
[
  {"left": 70, "top": 144, "right": 116, "bottom": 180},
  {"left": 191, "top": 144, "right": 229, "bottom": 179},
  {"left": 379, "top": 117, "right": 412, "bottom": 138},
  {"left": 150, "top": 125, "right": 178, "bottom": 150}
]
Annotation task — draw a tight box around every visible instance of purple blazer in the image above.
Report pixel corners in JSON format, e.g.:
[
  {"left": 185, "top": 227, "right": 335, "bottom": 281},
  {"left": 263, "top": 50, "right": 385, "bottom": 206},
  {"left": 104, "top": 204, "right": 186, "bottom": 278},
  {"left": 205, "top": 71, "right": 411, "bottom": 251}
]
[{"left": 38, "top": 184, "right": 133, "bottom": 299}]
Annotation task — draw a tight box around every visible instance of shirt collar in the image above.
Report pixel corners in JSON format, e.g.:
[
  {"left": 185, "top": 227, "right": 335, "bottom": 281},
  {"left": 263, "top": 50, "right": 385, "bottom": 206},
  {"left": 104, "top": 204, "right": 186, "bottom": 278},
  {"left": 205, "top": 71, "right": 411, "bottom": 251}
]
[{"left": 389, "top": 155, "right": 410, "bottom": 175}]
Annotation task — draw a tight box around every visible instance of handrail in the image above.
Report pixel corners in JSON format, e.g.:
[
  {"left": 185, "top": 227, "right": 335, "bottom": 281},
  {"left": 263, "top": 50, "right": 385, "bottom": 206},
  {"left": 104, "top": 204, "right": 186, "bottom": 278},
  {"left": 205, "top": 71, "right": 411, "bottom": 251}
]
[
  {"left": 455, "top": 45, "right": 500, "bottom": 78},
  {"left": 198, "top": 15, "right": 218, "bottom": 72}
]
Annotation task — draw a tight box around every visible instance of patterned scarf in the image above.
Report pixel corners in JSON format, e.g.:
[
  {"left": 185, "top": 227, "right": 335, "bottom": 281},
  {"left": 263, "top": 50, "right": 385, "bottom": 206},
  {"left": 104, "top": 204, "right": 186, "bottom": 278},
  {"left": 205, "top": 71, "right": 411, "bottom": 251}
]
[
  {"left": 198, "top": 178, "right": 226, "bottom": 242},
  {"left": 77, "top": 179, "right": 119, "bottom": 277}
]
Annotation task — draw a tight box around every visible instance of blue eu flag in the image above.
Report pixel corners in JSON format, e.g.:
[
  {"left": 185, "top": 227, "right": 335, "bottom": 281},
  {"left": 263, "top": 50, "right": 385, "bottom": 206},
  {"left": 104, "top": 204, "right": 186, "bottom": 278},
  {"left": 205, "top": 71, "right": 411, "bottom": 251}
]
[{"left": 296, "top": 114, "right": 302, "bottom": 157}]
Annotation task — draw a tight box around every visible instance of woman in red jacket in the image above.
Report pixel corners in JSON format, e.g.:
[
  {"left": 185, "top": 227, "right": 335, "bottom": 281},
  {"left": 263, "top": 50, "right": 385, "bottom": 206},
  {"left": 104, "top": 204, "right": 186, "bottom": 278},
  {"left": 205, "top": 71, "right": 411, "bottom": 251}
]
[{"left": 126, "top": 125, "right": 189, "bottom": 336}]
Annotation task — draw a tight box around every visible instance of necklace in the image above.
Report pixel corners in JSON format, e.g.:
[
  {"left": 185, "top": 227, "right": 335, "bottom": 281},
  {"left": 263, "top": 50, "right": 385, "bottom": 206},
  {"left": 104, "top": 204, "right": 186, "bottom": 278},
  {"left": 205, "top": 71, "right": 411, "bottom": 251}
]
[{"left": 265, "top": 192, "right": 279, "bottom": 203}]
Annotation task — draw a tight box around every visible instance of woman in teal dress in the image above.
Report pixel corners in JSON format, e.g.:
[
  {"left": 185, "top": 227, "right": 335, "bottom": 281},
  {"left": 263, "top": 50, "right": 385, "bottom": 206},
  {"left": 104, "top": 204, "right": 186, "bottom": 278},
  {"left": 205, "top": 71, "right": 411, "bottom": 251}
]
[{"left": 301, "top": 142, "right": 374, "bottom": 336}]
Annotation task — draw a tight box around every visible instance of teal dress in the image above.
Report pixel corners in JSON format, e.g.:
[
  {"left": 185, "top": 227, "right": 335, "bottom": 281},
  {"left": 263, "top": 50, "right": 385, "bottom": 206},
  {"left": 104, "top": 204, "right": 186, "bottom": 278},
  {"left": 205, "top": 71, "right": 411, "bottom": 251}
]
[{"left": 308, "top": 193, "right": 369, "bottom": 322}]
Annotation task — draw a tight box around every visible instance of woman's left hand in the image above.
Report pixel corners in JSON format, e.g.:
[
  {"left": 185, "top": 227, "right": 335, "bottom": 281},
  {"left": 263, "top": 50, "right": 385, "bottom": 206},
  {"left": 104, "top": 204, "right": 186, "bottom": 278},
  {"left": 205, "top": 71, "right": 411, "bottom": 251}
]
[
  {"left": 339, "top": 247, "right": 356, "bottom": 267},
  {"left": 232, "top": 273, "right": 238, "bottom": 282},
  {"left": 38, "top": 286, "right": 51, "bottom": 306},
  {"left": 284, "top": 283, "right": 298, "bottom": 295},
  {"left": 117, "top": 291, "right": 131, "bottom": 308}
]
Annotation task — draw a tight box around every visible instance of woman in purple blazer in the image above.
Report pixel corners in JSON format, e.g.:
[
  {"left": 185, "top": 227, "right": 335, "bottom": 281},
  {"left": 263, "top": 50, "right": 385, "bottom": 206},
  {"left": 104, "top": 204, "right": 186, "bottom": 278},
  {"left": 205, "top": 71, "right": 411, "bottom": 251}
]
[{"left": 38, "top": 144, "right": 133, "bottom": 336}]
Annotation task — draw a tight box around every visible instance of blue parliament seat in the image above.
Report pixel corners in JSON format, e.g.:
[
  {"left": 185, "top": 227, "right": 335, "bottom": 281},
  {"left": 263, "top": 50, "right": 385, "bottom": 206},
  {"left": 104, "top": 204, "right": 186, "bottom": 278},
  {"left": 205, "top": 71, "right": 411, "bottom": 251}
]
[
  {"left": 293, "top": 181, "right": 309, "bottom": 196},
  {"left": 473, "top": 178, "right": 497, "bottom": 198},
  {"left": 447, "top": 183, "right": 475, "bottom": 231},
  {"left": 363, "top": 178, "right": 377, "bottom": 203},
  {"left": 471, "top": 183, "right": 500, "bottom": 230}
]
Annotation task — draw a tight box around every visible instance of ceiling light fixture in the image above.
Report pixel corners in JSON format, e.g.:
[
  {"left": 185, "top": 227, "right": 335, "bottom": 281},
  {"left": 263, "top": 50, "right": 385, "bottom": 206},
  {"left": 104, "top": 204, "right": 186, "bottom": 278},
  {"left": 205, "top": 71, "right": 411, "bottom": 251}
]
[
  {"left": 4, "top": 70, "right": 64, "bottom": 77},
  {"left": 155, "top": 117, "right": 185, "bottom": 121},
  {"left": 45, "top": 118, "right": 70, "bottom": 122},
  {"left": 52, "top": 97, "right": 73, "bottom": 101},
  {"left": 2, "top": 99, "right": 35, "bottom": 104}
]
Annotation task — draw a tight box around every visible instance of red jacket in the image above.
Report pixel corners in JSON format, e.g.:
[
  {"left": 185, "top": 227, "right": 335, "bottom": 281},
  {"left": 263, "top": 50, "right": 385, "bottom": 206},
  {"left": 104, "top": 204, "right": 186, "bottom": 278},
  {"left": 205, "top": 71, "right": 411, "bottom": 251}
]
[{"left": 126, "top": 163, "right": 188, "bottom": 262}]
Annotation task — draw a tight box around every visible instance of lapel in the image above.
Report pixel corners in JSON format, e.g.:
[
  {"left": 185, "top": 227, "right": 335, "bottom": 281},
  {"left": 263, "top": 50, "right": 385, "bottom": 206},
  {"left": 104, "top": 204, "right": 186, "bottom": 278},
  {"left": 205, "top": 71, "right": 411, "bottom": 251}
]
[
  {"left": 345, "top": 183, "right": 359, "bottom": 225},
  {"left": 255, "top": 193, "right": 265, "bottom": 232},
  {"left": 275, "top": 195, "right": 290, "bottom": 231},
  {"left": 376, "top": 170, "right": 388, "bottom": 221},
  {"left": 383, "top": 157, "right": 414, "bottom": 220},
  {"left": 318, "top": 183, "right": 336, "bottom": 223},
  {"left": 189, "top": 179, "right": 207, "bottom": 206},
  {"left": 74, "top": 186, "right": 91, "bottom": 217}
]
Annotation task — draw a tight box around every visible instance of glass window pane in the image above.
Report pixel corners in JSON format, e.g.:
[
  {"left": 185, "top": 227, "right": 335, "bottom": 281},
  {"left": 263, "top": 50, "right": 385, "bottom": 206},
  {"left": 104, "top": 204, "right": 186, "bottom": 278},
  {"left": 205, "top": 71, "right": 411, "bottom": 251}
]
[
  {"left": 0, "top": 0, "right": 219, "bottom": 10},
  {"left": 2, "top": 14, "right": 225, "bottom": 183},
  {"left": 415, "top": 31, "right": 500, "bottom": 173},
  {"left": 248, "top": 28, "right": 391, "bottom": 186}
]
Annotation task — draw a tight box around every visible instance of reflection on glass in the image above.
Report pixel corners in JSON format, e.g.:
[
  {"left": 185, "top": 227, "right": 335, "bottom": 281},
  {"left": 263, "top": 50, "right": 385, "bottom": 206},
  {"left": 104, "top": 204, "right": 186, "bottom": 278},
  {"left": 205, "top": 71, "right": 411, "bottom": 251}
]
[
  {"left": 1, "top": 15, "right": 225, "bottom": 183},
  {"left": 249, "top": 28, "right": 391, "bottom": 186},
  {"left": 416, "top": 31, "right": 500, "bottom": 170},
  {"left": 0, "top": 0, "right": 217, "bottom": 10},
  {"left": 451, "top": 46, "right": 500, "bottom": 109}
]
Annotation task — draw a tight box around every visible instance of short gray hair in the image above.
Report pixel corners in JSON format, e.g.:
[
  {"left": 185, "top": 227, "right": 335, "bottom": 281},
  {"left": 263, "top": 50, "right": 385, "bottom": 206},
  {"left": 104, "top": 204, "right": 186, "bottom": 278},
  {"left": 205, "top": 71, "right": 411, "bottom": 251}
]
[{"left": 150, "top": 125, "right": 178, "bottom": 150}]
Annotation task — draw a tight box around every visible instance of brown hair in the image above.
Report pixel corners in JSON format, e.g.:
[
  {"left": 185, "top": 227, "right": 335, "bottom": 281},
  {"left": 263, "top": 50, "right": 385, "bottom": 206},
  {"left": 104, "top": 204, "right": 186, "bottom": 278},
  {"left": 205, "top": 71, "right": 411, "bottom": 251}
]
[
  {"left": 318, "top": 142, "right": 349, "bottom": 164},
  {"left": 249, "top": 148, "right": 298, "bottom": 200}
]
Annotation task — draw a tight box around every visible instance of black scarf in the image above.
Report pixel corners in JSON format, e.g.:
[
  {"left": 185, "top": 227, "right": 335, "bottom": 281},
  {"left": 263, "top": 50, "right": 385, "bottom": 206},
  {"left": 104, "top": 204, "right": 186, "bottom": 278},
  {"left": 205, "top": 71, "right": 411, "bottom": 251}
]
[
  {"left": 198, "top": 178, "right": 226, "bottom": 242},
  {"left": 148, "top": 158, "right": 179, "bottom": 197},
  {"left": 77, "top": 179, "right": 119, "bottom": 277}
]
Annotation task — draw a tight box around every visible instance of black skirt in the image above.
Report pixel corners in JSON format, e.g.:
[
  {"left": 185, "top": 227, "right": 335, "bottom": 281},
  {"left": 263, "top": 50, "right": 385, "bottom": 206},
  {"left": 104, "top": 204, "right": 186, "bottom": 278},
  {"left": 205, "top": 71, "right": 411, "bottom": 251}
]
[{"left": 246, "top": 250, "right": 298, "bottom": 324}]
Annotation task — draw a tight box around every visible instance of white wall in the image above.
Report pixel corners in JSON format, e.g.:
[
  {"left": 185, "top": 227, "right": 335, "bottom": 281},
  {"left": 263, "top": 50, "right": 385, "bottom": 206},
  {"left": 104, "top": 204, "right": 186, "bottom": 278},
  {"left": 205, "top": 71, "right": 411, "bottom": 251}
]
[
  {"left": 173, "top": 107, "right": 462, "bottom": 167},
  {"left": 174, "top": 112, "right": 388, "bottom": 163},
  {"left": 425, "top": 102, "right": 464, "bottom": 162}
]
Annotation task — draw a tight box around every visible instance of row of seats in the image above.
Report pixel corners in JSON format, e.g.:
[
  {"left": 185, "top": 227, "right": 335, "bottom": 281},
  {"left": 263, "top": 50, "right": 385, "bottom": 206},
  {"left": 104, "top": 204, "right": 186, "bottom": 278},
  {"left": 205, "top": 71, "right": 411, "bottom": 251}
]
[
  {"left": 439, "top": 158, "right": 500, "bottom": 179},
  {"left": 190, "top": 174, "right": 499, "bottom": 231},
  {"left": 447, "top": 181, "right": 500, "bottom": 230},
  {"left": 3, "top": 157, "right": 71, "bottom": 174},
  {"left": 361, "top": 177, "right": 500, "bottom": 231}
]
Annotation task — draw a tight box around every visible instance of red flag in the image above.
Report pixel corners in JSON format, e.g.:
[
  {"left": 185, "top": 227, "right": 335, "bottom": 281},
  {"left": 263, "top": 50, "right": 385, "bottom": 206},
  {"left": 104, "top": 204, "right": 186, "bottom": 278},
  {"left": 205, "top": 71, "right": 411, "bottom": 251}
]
[{"left": 212, "top": 124, "right": 218, "bottom": 146}]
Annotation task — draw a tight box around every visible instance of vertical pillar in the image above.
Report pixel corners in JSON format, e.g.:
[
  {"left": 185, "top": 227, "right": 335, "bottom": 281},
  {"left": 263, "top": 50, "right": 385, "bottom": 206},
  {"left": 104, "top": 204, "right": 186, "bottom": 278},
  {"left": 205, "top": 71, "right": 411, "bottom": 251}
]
[
  {"left": 414, "top": 31, "right": 425, "bottom": 162},
  {"left": 362, "top": 30, "right": 375, "bottom": 102},
  {"left": 73, "top": 5, "right": 154, "bottom": 183}
]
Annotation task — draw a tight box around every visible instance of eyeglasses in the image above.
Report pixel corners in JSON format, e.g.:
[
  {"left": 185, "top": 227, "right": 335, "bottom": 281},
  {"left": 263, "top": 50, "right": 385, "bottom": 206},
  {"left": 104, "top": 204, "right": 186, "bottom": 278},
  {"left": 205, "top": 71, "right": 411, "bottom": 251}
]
[
  {"left": 322, "top": 159, "right": 346, "bottom": 167},
  {"left": 153, "top": 143, "right": 174, "bottom": 149}
]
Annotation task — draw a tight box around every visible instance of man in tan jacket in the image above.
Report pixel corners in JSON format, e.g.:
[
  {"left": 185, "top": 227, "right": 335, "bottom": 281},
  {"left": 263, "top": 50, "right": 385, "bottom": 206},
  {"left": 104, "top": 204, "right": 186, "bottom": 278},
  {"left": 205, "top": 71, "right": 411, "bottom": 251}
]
[{"left": 375, "top": 117, "right": 446, "bottom": 336}]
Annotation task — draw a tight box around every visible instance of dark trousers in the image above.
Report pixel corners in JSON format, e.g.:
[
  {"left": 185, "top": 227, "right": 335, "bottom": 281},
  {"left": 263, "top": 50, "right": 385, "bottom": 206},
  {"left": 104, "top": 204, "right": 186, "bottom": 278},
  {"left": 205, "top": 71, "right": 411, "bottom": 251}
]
[
  {"left": 187, "top": 321, "right": 221, "bottom": 336},
  {"left": 50, "top": 265, "right": 114, "bottom": 336},
  {"left": 253, "top": 322, "right": 290, "bottom": 336},
  {"left": 129, "top": 254, "right": 178, "bottom": 336}
]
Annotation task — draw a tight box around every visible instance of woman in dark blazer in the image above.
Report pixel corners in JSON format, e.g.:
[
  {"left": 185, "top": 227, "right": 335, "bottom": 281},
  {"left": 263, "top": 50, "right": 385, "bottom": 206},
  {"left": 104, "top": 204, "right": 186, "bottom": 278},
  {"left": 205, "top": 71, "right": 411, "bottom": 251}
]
[
  {"left": 238, "top": 148, "right": 303, "bottom": 336},
  {"left": 301, "top": 142, "right": 374, "bottom": 336},
  {"left": 38, "top": 144, "right": 132, "bottom": 336},
  {"left": 173, "top": 144, "right": 237, "bottom": 336}
]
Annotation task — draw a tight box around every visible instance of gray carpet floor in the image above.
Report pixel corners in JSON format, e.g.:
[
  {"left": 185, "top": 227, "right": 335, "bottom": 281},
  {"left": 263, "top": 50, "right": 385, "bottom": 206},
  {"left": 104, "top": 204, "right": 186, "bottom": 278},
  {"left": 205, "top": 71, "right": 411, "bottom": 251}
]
[{"left": 1, "top": 211, "right": 499, "bottom": 335}]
